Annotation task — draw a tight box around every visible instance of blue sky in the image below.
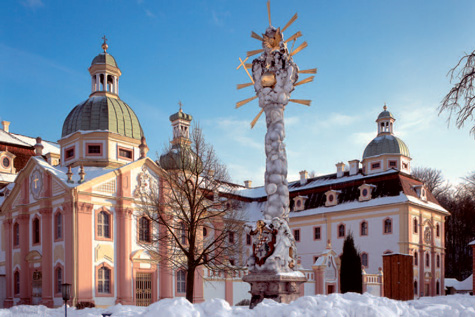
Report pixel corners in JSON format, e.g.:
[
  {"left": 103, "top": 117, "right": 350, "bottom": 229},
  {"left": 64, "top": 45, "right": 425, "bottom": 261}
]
[{"left": 1, "top": 0, "right": 474, "bottom": 186}]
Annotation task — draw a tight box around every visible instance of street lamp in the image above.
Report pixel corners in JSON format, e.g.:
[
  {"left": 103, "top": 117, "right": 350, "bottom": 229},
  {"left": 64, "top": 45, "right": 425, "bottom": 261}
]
[{"left": 61, "top": 283, "right": 71, "bottom": 317}]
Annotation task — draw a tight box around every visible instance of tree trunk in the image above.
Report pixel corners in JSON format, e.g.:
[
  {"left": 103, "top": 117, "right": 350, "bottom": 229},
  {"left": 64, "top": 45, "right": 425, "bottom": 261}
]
[{"left": 186, "top": 265, "right": 195, "bottom": 303}]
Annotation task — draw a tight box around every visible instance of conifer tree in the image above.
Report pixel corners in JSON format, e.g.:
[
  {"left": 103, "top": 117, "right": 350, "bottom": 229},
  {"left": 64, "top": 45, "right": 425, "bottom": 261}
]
[{"left": 340, "top": 232, "right": 363, "bottom": 293}]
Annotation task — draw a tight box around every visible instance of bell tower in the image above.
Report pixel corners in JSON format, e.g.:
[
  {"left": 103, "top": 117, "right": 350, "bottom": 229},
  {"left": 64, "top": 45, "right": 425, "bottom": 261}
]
[
  {"left": 170, "top": 102, "right": 192, "bottom": 147},
  {"left": 88, "top": 36, "right": 121, "bottom": 98}
]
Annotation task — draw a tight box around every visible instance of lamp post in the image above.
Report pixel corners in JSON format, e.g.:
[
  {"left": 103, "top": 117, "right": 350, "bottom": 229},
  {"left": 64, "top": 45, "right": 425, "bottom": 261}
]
[{"left": 61, "top": 283, "right": 71, "bottom": 317}]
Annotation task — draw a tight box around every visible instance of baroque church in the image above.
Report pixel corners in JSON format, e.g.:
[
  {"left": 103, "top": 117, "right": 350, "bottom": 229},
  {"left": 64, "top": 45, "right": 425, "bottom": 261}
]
[{"left": 0, "top": 41, "right": 449, "bottom": 308}]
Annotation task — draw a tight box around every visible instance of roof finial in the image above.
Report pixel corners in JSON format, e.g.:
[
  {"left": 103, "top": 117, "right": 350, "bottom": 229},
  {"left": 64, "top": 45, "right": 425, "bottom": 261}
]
[
  {"left": 178, "top": 100, "right": 183, "bottom": 112},
  {"left": 383, "top": 102, "right": 387, "bottom": 111},
  {"left": 101, "top": 35, "right": 108, "bottom": 53}
]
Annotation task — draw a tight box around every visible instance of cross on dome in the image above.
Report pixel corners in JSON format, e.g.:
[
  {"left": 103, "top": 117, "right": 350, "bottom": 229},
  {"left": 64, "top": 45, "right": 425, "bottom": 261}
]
[{"left": 102, "top": 35, "right": 108, "bottom": 53}]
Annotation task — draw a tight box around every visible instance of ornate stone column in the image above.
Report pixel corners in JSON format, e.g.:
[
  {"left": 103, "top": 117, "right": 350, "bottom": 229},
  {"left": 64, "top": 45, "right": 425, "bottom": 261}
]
[
  {"left": 242, "top": 25, "right": 306, "bottom": 309},
  {"left": 39, "top": 207, "right": 54, "bottom": 307}
]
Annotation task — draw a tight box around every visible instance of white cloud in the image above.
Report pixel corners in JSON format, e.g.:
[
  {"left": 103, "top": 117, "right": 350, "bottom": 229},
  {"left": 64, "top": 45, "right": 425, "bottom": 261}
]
[{"left": 20, "top": 0, "right": 43, "bottom": 9}]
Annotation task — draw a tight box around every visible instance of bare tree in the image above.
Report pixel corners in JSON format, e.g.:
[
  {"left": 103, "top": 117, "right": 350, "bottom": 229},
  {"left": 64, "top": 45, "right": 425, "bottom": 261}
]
[
  {"left": 439, "top": 49, "right": 475, "bottom": 137},
  {"left": 411, "top": 167, "right": 450, "bottom": 199},
  {"left": 441, "top": 174, "right": 475, "bottom": 280},
  {"left": 139, "top": 126, "right": 245, "bottom": 302}
]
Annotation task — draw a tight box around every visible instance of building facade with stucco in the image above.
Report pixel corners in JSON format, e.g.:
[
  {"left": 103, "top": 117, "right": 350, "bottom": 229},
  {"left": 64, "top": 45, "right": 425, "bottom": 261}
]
[{"left": 0, "top": 41, "right": 449, "bottom": 308}]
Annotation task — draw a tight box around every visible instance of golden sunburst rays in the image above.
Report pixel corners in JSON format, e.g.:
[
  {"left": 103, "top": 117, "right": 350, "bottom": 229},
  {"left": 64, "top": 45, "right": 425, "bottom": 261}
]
[{"left": 236, "top": 1, "right": 316, "bottom": 128}]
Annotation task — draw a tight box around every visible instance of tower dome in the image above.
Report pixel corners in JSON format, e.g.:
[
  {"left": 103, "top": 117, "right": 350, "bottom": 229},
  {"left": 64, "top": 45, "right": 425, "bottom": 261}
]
[
  {"left": 58, "top": 38, "right": 145, "bottom": 168},
  {"left": 361, "top": 105, "right": 411, "bottom": 175},
  {"left": 61, "top": 36, "right": 143, "bottom": 140},
  {"left": 61, "top": 97, "right": 143, "bottom": 140},
  {"left": 159, "top": 104, "right": 201, "bottom": 171},
  {"left": 362, "top": 135, "right": 410, "bottom": 159}
]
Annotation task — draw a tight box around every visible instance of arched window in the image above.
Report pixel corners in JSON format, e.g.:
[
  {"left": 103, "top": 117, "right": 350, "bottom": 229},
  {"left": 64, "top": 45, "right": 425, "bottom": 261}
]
[
  {"left": 97, "top": 210, "right": 111, "bottom": 238},
  {"left": 436, "top": 224, "right": 440, "bottom": 237},
  {"left": 360, "top": 221, "right": 368, "bottom": 236},
  {"left": 55, "top": 266, "right": 62, "bottom": 294},
  {"left": 203, "top": 227, "right": 208, "bottom": 237},
  {"left": 139, "top": 217, "right": 151, "bottom": 242},
  {"left": 425, "top": 252, "right": 430, "bottom": 267},
  {"left": 55, "top": 212, "right": 62, "bottom": 240},
  {"left": 32, "top": 217, "right": 40, "bottom": 244},
  {"left": 177, "top": 270, "right": 186, "bottom": 293},
  {"left": 413, "top": 218, "right": 418, "bottom": 234},
  {"left": 361, "top": 253, "right": 368, "bottom": 267},
  {"left": 414, "top": 251, "right": 418, "bottom": 266},
  {"left": 436, "top": 280, "right": 440, "bottom": 295},
  {"left": 383, "top": 218, "right": 392, "bottom": 234},
  {"left": 97, "top": 266, "right": 111, "bottom": 293},
  {"left": 14, "top": 270, "right": 20, "bottom": 295},
  {"left": 13, "top": 222, "right": 19, "bottom": 246},
  {"left": 414, "top": 280, "right": 418, "bottom": 295},
  {"left": 338, "top": 224, "right": 345, "bottom": 238},
  {"left": 436, "top": 254, "right": 440, "bottom": 268}
]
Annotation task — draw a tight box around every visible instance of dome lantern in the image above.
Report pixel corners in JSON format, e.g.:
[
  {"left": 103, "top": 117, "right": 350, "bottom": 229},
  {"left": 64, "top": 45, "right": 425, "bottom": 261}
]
[
  {"left": 376, "top": 104, "right": 396, "bottom": 135},
  {"left": 88, "top": 36, "right": 121, "bottom": 97}
]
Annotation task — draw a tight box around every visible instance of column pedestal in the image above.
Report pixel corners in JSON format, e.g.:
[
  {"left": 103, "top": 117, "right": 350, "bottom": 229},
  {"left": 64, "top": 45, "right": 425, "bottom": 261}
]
[{"left": 243, "top": 273, "right": 306, "bottom": 309}]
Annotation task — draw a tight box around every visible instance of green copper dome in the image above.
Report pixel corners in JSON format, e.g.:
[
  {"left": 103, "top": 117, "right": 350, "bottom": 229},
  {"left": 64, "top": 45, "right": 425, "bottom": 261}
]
[
  {"left": 62, "top": 96, "right": 143, "bottom": 140},
  {"left": 363, "top": 135, "right": 410, "bottom": 159},
  {"left": 91, "top": 53, "right": 118, "bottom": 68}
]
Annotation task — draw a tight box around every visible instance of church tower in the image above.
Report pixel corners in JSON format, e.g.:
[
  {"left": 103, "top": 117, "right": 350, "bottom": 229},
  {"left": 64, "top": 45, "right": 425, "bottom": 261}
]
[
  {"left": 362, "top": 105, "right": 411, "bottom": 175},
  {"left": 59, "top": 38, "right": 145, "bottom": 168}
]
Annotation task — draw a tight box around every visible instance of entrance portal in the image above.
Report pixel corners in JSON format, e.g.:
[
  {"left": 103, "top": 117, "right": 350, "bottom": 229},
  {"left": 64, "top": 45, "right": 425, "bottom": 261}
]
[{"left": 135, "top": 273, "right": 152, "bottom": 306}]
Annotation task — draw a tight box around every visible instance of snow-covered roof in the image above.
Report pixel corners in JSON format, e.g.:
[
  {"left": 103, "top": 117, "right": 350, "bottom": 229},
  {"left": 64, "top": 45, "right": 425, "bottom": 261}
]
[
  {"left": 235, "top": 169, "right": 400, "bottom": 199},
  {"left": 469, "top": 240, "right": 475, "bottom": 246},
  {"left": 0, "top": 173, "right": 17, "bottom": 185},
  {"left": 289, "top": 192, "right": 408, "bottom": 218},
  {"left": 11, "top": 133, "right": 59, "bottom": 155},
  {"left": 0, "top": 129, "right": 31, "bottom": 147},
  {"left": 34, "top": 157, "right": 116, "bottom": 188},
  {"left": 445, "top": 274, "right": 473, "bottom": 291}
]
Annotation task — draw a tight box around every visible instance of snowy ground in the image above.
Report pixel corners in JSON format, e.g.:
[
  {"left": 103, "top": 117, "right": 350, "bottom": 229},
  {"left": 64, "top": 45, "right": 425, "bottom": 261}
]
[{"left": 0, "top": 293, "right": 474, "bottom": 317}]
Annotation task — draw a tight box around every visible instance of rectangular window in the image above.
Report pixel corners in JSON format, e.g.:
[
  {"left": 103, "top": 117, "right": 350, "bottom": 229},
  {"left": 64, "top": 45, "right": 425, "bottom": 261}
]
[
  {"left": 55, "top": 213, "right": 62, "bottom": 240},
  {"left": 246, "top": 234, "right": 251, "bottom": 245},
  {"left": 13, "top": 223, "right": 19, "bottom": 246},
  {"left": 293, "top": 229, "right": 300, "bottom": 242},
  {"left": 118, "top": 147, "right": 133, "bottom": 160},
  {"left": 98, "top": 267, "right": 111, "bottom": 293},
  {"left": 56, "top": 268, "right": 62, "bottom": 294},
  {"left": 388, "top": 160, "right": 397, "bottom": 168},
  {"left": 87, "top": 144, "right": 102, "bottom": 156},
  {"left": 228, "top": 232, "right": 235, "bottom": 244},
  {"left": 371, "top": 162, "right": 381, "bottom": 170},
  {"left": 314, "top": 227, "right": 321, "bottom": 240},
  {"left": 65, "top": 147, "right": 75, "bottom": 160}
]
